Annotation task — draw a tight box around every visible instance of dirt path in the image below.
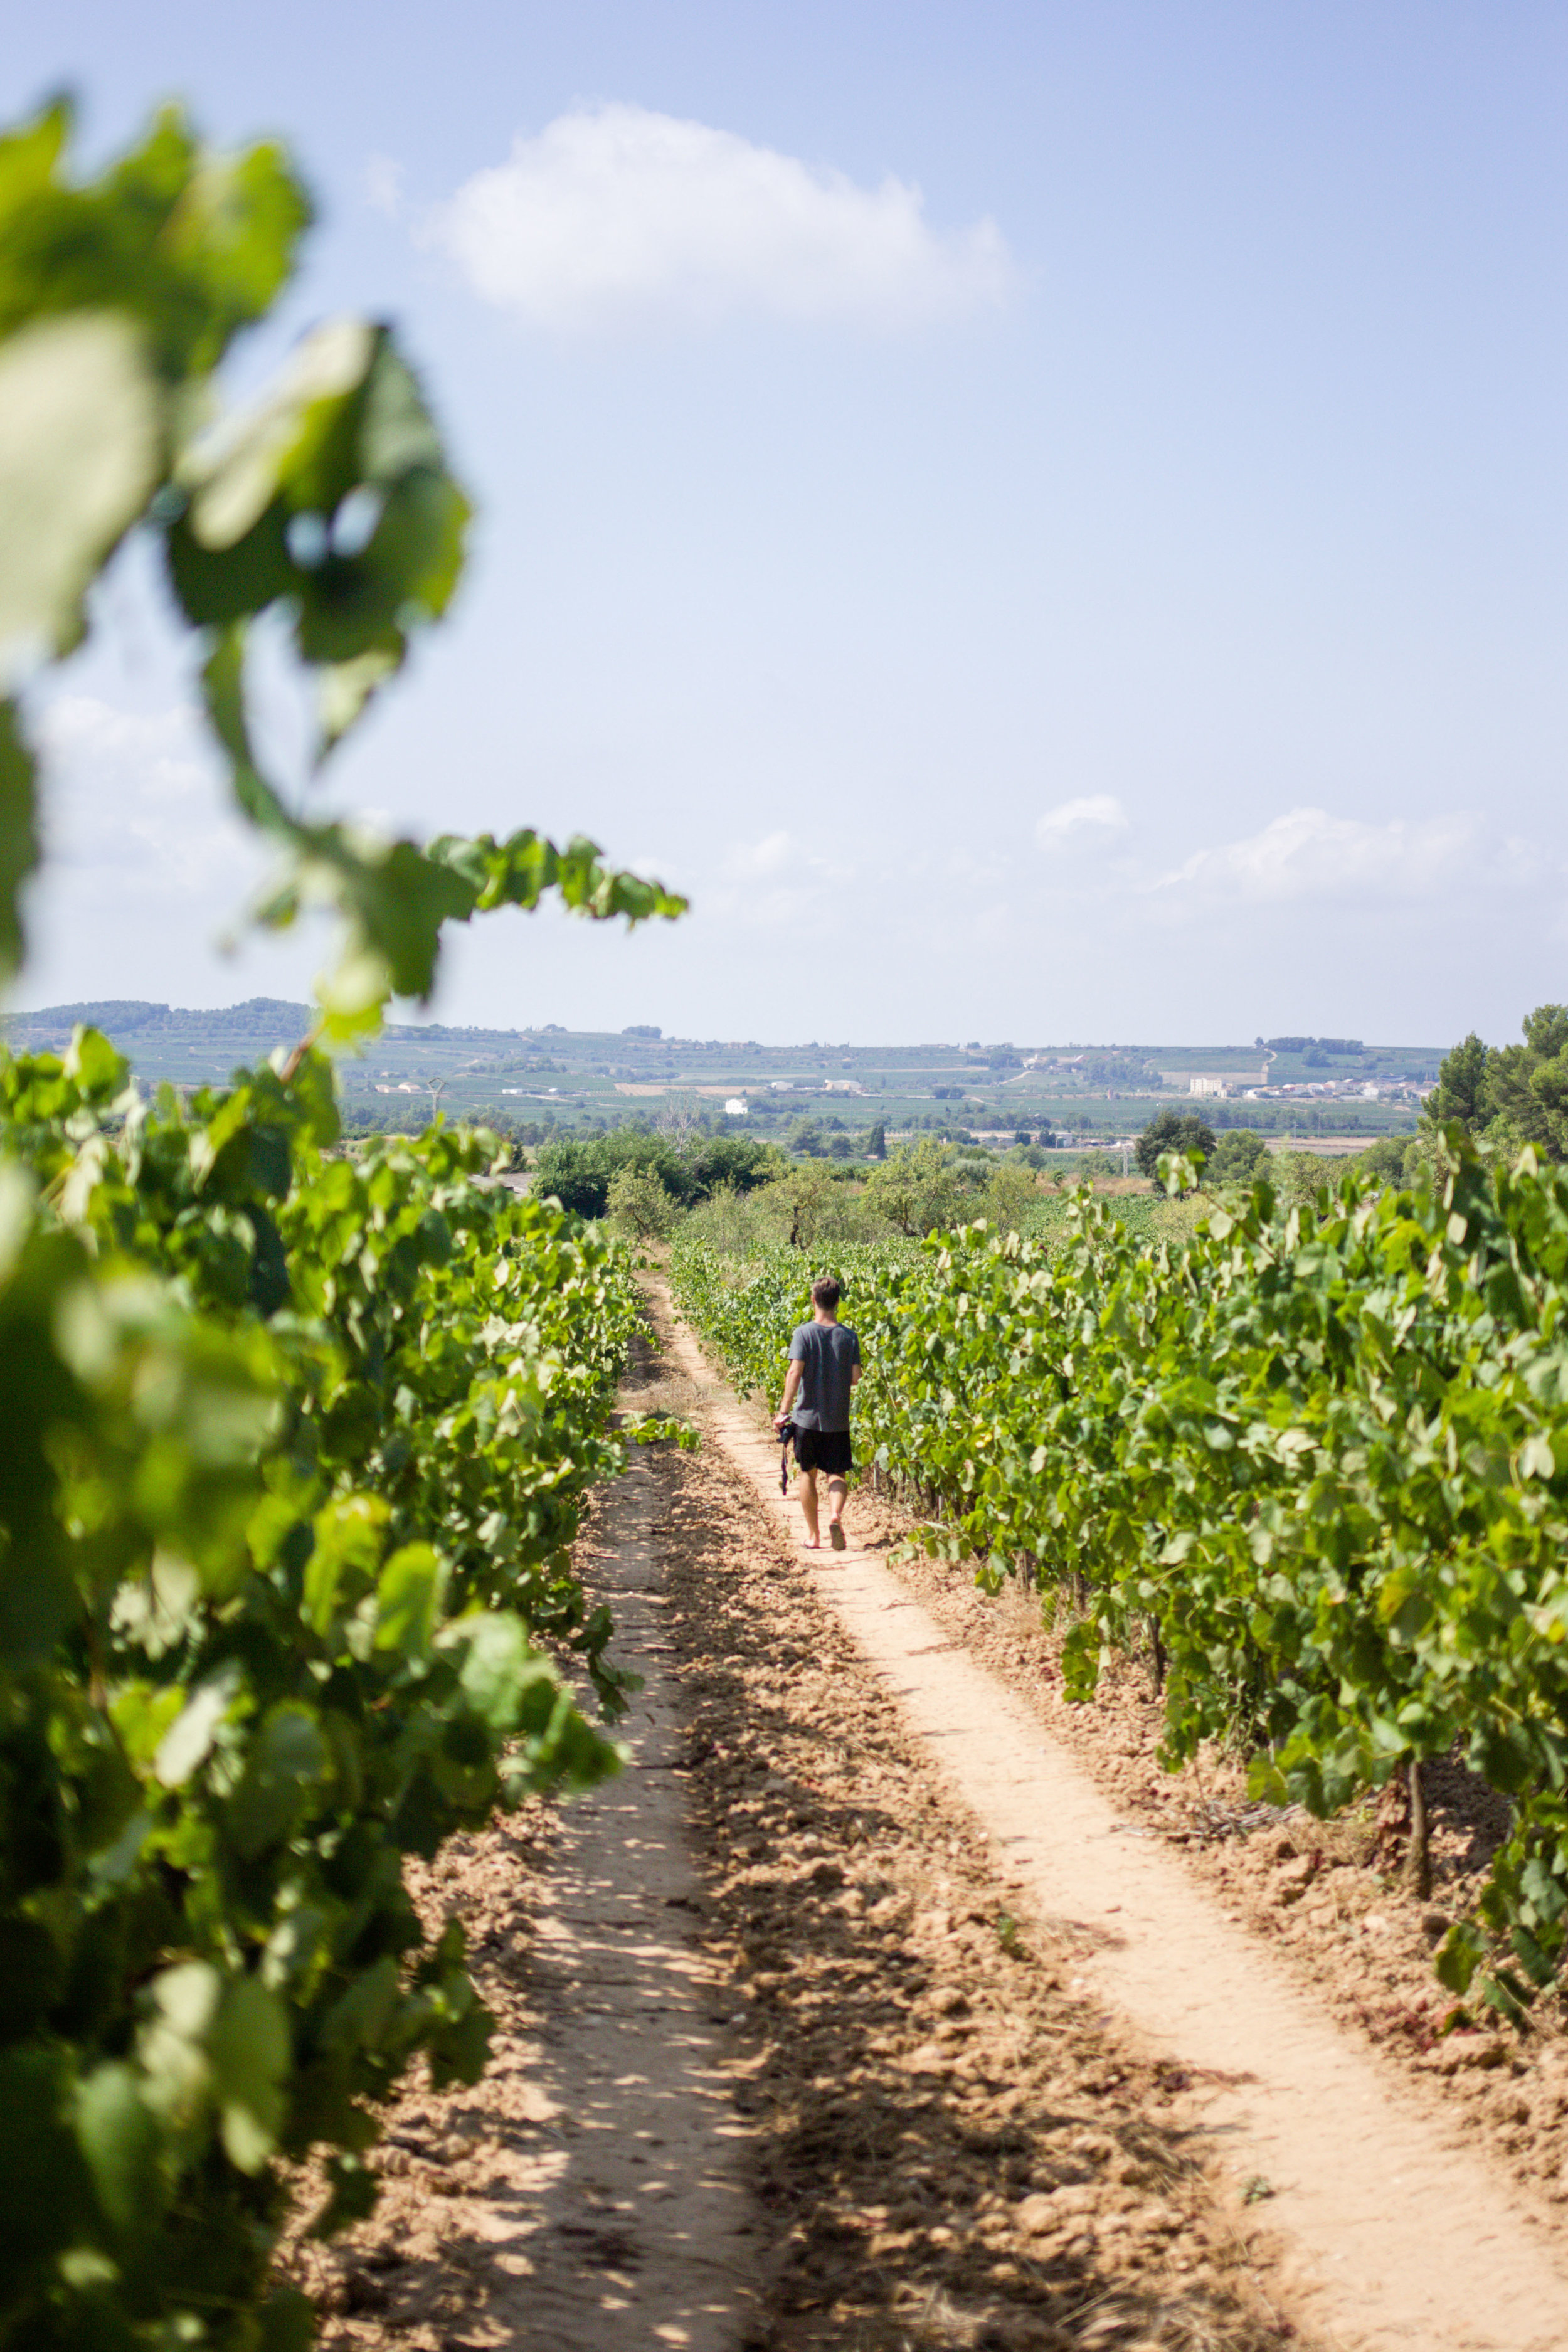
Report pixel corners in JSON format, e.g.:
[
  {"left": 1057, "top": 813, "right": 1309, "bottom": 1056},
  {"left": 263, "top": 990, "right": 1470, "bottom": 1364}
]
[
  {"left": 485, "top": 1439, "right": 762, "bottom": 2345},
  {"left": 293, "top": 1436, "right": 762, "bottom": 2352},
  {"left": 859, "top": 1512, "right": 1568, "bottom": 2207},
  {"left": 307, "top": 1322, "right": 1313, "bottom": 2352},
  {"left": 631, "top": 1348, "right": 1301, "bottom": 2351},
  {"left": 654, "top": 1286, "right": 1568, "bottom": 2352}
]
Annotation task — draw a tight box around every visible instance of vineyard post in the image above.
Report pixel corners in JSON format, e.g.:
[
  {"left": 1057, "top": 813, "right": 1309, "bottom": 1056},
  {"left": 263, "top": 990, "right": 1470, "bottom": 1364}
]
[{"left": 1404, "top": 1759, "right": 1431, "bottom": 1903}]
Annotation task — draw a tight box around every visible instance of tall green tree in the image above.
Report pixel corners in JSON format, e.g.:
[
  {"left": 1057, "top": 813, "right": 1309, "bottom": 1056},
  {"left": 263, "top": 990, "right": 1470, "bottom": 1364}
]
[
  {"left": 861, "top": 1138, "right": 968, "bottom": 1236},
  {"left": 1485, "top": 1005, "right": 1568, "bottom": 1160},
  {"left": 1423, "top": 1009, "right": 1568, "bottom": 1162},
  {"left": 1209, "top": 1128, "right": 1268, "bottom": 1185},
  {"left": 1424, "top": 1031, "right": 1493, "bottom": 1133},
  {"left": 1133, "top": 1106, "right": 1217, "bottom": 1180}
]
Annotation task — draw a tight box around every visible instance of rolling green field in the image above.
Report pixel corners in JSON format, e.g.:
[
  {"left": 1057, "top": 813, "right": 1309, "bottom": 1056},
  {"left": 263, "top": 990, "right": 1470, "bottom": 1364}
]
[{"left": 2, "top": 999, "right": 1435, "bottom": 1147}]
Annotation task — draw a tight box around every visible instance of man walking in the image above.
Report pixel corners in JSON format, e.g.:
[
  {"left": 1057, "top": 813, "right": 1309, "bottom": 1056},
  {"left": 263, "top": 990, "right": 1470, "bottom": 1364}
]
[{"left": 775, "top": 1275, "right": 861, "bottom": 1552}]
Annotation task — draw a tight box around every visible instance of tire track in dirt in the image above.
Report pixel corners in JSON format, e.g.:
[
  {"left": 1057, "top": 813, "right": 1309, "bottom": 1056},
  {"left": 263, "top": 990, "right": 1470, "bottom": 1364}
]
[
  {"left": 305, "top": 1320, "right": 1310, "bottom": 2352},
  {"left": 652, "top": 1281, "right": 1568, "bottom": 2352},
  {"left": 640, "top": 1334, "right": 1303, "bottom": 2349},
  {"left": 292, "top": 1436, "right": 762, "bottom": 2352}
]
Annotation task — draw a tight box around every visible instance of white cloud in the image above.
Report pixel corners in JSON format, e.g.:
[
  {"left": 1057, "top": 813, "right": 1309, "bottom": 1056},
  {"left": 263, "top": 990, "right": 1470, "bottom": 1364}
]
[
  {"left": 1034, "top": 793, "right": 1129, "bottom": 853},
  {"left": 425, "top": 103, "right": 1014, "bottom": 335},
  {"left": 707, "top": 826, "right": 856, "bottom": 930},
  {"left": 19, "top": 691, "right": 346, "bottom": 1007},
  {"left": 364, "top": 155, "right": 405, "bottom": 220},
  {"left": 724, "top": 828, "right": 795, "bottom": 881},
  {"left": 32, "top": 696, "right": 255, "bottom": 899},
  {"left": 1152, "top": 804, "right": 1540, "bottom": 904}
]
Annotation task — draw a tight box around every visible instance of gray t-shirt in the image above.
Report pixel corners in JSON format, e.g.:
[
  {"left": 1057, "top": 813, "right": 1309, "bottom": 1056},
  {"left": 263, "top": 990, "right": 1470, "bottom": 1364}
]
[{"left": 788, "top": 1319, "right": 861, "bottom": 1431}]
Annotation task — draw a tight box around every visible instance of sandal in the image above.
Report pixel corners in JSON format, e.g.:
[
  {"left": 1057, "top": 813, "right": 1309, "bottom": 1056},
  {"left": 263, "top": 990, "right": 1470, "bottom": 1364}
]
[{"left": 829, "top": 1521, "right": 846, "bottom": 1551}]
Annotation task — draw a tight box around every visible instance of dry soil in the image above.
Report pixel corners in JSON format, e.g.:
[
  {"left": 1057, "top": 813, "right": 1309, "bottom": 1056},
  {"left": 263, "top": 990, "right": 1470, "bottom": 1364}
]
[{"left": 287, "top": 1289, "right": 1568, "bottom": 2352}]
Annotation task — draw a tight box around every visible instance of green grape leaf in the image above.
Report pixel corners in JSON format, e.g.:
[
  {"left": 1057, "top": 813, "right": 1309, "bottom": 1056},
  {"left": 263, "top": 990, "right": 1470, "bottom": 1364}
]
[
  {"left": 0, "top": 697, "right": 38, "bottom": 975},
  {"left": 431, "top": 827, "right": 688, "bottom": 926},
  {"left": 208, "top": 1974, "right": 289, "bottom": 2171},
  {"left": 172, "top": 320, "right": 470, "bottom": 756},
  {"left": 228, "top": 1704, "right": 327, "bottom": 1857},
  {"left": 75, "top": 2061, "right": 164, "bottom": 2232},
  {"left": 136, "top": 1961, "right": 221, "bottom": 2125},
  {"left": 0, "top": 102, "right": 310, "bottom": 377},
  {"left": 442, "top": 1610, "right": 558, "bottom": 1735},
  {"left": 178, "top": 317, "right": 376, "bottom": 551},
  {"left": 374, "top": 1542, "right": 445, "bottom": 1658},
  {"left": 153, "top": 1669, "right": 240, "bottom": 1787},
  {"left": 302, "top": 1495, "right": 388, "bottom": 1635},
  {"left": 62, "top": 1023, "right": 129, "bottom": 1098},
  {"left": 0, "top": 2046, "right": 92, "bottom": 2281},
  {"left": 258, "top": 2288, "right": 317, "bottom": 2352},
  {"left": 0, "top": 310, "right": 161, "bottom": 681},
  {"left": 0, "top": 103, "right": 68, "bottom": 238}
]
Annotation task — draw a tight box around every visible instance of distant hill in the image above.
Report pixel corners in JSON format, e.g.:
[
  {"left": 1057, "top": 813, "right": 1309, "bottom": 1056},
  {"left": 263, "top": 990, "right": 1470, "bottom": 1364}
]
[
  {"left": 4, "top": 997, "right": 313, "bottom": 1043},
  {"left": 0, "top": 1002, "right": 1437, "bottom": 1148},
  {"left": 1, "top": 1000, "right": 551, "bottom": 1049}
]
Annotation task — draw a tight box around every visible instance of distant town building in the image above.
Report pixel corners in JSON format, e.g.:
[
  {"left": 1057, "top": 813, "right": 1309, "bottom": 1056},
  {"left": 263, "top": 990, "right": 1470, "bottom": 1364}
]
[{"left": 1189, "top": 1077, "right": 1229, "bottom": 1098}]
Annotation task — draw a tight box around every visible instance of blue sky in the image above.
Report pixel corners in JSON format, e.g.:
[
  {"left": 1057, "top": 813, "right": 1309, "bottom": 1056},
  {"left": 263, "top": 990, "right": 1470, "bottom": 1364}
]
[{"left": 9, "top": 2, "right": 1568, "bottom": 1044}]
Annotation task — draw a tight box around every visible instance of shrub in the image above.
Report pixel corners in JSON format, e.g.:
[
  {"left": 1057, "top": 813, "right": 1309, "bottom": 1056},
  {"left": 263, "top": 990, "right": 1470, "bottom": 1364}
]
[
  {"left": 1209, "top": 1128, "right": 1269, "bottom": 1186},
  {"left": 607, "top": 1165, "right": 679, "bottom": 1241},
  {"left": 534, "top": 1130, "right": 780, "bottom": 1217},
  {"left": 1267, "top": 1148, "right": 1342, "bottom": 1206},
  {"left": 861, "top": 1140, "right": 970, "bottom": 1239},
  {"left": 755, "top": 1163, "right": 882, "bottom": 1251},
  {"left": 680, "top": 1182, "right": 761, "bottom": 1256},
  {"left": 982, "top": 1162, "right": 1043, "bottom": 1231}
]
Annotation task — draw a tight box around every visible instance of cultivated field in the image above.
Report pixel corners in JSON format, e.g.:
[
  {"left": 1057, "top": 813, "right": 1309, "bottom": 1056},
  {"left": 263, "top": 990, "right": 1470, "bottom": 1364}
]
[{"left": 3, "top": 1000, "right": 1434, "bottom": 1146}]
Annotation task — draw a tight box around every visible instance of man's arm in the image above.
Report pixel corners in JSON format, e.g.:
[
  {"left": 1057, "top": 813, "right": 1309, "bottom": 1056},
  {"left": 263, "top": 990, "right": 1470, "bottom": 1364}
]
[
  {"left": 850, "top": 1364, "right": 862, "bottom": 1387},
  {"left": 775, "top": 1358, "right": 803, "bottom": 1429}
]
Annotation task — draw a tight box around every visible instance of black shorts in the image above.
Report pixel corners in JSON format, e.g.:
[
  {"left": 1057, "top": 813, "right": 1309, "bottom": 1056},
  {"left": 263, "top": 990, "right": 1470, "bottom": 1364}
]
[{"left": 795, "top": 1426, "right": 852, "bottom": 1476}]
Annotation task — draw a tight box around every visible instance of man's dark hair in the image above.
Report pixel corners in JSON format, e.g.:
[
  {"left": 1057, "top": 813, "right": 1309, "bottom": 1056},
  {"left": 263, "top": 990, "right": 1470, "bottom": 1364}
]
[{"left": 811, "top": 1275, "right": 841, "bottom": 1311}]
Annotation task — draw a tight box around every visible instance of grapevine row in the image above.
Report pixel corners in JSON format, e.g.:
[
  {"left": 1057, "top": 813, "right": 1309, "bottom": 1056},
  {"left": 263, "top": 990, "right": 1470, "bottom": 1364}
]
[
  {"left": 671, "top": 1142, "right": 1568, "bottom": 2021},
  {"left": 0, "top": 98, "right": 697, "bottom": 2352},
  {"left": 1, "top": 1029, "right": 652, "bottom": 2349}
]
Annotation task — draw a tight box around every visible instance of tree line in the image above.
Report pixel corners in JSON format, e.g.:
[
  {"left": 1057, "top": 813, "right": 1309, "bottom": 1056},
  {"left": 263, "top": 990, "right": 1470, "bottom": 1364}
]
[{"left": 1422, "top": 1005, "right": 1568, "bottom": 1162}]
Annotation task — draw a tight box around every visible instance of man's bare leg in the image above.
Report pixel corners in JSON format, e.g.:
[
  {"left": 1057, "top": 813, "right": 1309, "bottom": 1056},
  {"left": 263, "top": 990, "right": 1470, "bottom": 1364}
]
[
  {"left": 827, "top": 1476, "right": 849, "bottom": 1544},
  {"left": 799, "top": 1467, "right": 821, "bottom": 1548}
]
